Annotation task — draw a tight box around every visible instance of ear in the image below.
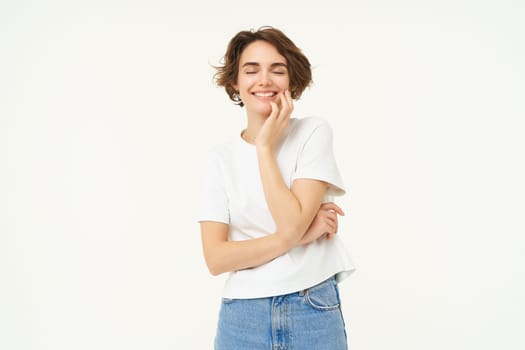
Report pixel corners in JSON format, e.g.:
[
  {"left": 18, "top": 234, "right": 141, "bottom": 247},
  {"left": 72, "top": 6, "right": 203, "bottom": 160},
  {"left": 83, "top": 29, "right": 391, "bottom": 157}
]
[{"left": 231, "top": 81, "right": 238, "bottom": 92}]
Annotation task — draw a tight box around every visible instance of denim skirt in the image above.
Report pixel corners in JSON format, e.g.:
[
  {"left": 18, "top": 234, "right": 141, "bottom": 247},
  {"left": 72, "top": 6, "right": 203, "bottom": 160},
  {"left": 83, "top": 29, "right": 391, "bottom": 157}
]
[{"left": 214, "top": 276, "right": 348, "bottom": 350}]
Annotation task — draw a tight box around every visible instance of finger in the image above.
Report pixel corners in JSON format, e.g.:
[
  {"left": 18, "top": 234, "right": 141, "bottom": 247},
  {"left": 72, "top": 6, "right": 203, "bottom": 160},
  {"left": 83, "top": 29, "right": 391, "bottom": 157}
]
[
  {"left": 325, "top": 220, "right": 337, "bottom": 233},
  {"left": 280, "top": 91, "right": 293, "bottom": 118},
  {"left": 324, "top": 211, "right": 338, "bottom": 223},
  {"left": 279, "top": 90, "right": 291, "bottom": 113},
  {"left": 285, "top": 89, "right": 294, "bottom": 111},
  {"left": 277, "top": 92, "right": 290, "bottom": 121},
  {"left": 326, "top": 220, "right": 339, "bottom": 240},
  {"left": 319, "top": 215, "right": 336, "bottom": 230},
  {"left": 269, "top": 101, "right": 279, "bottom": 119},
  {"left": 320, "top": 202, "right": 345, "bottom": 216},
  {"left": 326, "top": 214, "right": 338, "bottom": 233}
]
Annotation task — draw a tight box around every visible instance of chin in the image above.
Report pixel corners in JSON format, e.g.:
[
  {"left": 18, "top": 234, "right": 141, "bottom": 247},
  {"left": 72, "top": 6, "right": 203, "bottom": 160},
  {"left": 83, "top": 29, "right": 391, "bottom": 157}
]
[
  {"left": 248, "top": 104, "right": 272, "bottom": 117},
  {"left": 257, "top": 103, "right": 273, "bottom": 115}
]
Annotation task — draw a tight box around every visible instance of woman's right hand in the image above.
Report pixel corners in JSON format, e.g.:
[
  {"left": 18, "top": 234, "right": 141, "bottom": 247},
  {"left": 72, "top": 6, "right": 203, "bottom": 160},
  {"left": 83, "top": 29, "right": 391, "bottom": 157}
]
[
  {"left": 297, "top": 202, "right": 345, "bottom": 246},
  {"left": 255, "top": 90, "right": 293, "bottom": 151}
]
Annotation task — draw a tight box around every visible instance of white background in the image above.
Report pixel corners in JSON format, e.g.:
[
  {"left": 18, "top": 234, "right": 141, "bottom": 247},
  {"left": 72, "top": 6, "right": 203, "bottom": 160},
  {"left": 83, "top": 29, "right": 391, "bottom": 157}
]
[{"left": 1, "top": 0, "right": 524, "bottom": 349}]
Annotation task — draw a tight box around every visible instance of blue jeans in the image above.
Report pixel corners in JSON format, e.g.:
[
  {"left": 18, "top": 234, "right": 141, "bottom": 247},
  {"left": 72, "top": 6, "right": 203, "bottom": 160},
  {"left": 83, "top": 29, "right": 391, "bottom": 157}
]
[{"left": 215, "top": 276, "right": 348, "bottom": 349}]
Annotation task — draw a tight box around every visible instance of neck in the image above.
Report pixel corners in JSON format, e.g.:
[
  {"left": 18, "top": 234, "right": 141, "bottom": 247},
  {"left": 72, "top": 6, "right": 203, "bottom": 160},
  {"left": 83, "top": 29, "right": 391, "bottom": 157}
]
[{"left": 242, "top": 110, "right": 267, "bottom": 144}]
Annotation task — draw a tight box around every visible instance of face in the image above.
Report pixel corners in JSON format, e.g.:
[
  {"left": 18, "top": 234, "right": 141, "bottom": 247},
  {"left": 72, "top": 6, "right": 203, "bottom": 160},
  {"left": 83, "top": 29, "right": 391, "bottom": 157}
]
[{"left": 232, "top": 40, "right": 290, "bottom": 117}]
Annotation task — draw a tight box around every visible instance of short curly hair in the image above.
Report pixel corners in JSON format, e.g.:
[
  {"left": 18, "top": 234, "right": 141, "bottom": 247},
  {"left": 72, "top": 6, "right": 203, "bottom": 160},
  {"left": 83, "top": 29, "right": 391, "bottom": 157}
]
[{"left": 214, "top": 27, "right": 312, "bottom": 107}]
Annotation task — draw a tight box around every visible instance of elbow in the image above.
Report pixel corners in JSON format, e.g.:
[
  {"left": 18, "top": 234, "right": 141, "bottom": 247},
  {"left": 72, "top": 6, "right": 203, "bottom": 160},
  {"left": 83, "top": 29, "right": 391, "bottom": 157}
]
[
  {"left": 204, "top": 255, "right": 225, "bottom": 276},
  {"left": 279, "top": 223, "right": 308, "bottom": 242},
  {"left": 208, "top": 265, "right": 222, "bottom": 277}
]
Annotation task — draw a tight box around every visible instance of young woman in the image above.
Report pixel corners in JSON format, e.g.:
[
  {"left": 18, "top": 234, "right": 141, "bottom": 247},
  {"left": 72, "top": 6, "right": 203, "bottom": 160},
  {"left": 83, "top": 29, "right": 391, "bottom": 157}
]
[{"left": 198, "top": 27, "right": 355, "bottom": 350}]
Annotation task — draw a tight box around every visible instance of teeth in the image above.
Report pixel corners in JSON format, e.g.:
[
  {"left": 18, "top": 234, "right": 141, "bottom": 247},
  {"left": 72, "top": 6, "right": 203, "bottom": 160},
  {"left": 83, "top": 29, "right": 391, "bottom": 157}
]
[{"left": 254, "top": 92, "right": 275, "bottom": 97}]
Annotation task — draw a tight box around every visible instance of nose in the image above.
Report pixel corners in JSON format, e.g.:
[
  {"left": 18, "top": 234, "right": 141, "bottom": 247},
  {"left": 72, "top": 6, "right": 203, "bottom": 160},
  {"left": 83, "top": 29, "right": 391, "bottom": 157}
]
[{"left": 258, "top": 70, "right": 271, "bottom": 86}]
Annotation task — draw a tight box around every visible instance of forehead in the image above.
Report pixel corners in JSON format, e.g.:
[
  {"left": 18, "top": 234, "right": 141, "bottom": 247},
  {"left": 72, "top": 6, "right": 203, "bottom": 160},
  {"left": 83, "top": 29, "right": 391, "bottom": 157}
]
[{"left": 239, "top": 40, "right": 287, "bottom": 65}]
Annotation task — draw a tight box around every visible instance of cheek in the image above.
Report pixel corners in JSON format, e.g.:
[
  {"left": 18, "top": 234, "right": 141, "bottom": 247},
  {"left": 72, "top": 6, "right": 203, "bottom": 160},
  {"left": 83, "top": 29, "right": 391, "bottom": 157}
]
[
  {"left": 237, "top": 77, "right": 254, "bottom": 90},
  {"left": 279, "top": 77, "right": 291, "bottom": 89}
]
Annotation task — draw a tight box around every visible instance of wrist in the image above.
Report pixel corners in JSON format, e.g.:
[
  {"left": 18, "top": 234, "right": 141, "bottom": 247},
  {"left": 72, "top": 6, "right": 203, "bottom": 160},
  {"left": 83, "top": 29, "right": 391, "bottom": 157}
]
[
  {"left": 272, "top": 232, "right": 295, "bottom": 252},
  {"left": 255, "top": 143, "right": 273, "bottom": 154},
  {"left": 296, "top": 236, "right": 307, "bottom": 246}
]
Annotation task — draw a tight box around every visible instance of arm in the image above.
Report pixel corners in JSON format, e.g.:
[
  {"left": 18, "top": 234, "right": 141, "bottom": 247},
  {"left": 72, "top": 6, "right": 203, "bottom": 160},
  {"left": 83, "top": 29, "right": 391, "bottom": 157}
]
[
  {"left": 200, "top": 222, "right": 289, "bottom": 276},
  {"left": 256, "top": 91, "right": 329, "bottom": 243},
  {"left": 257, "top": 149, "right": 329, "bottom": 242},
  {"left": 200, "top": 202, "right": 344, "bottom": 275}
]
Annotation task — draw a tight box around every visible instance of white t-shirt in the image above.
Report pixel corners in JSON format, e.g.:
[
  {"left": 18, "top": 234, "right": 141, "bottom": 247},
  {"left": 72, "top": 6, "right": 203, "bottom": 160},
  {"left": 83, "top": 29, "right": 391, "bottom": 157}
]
[{"left": 198, "top": 116, "right": 356, "bottom": 299}]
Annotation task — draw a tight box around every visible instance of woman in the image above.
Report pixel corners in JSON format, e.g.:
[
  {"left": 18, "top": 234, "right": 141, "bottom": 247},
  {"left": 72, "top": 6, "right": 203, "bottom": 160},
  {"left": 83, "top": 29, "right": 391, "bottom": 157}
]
[{"left": 198, "top": 27, "right": 355, "bottom": 349}]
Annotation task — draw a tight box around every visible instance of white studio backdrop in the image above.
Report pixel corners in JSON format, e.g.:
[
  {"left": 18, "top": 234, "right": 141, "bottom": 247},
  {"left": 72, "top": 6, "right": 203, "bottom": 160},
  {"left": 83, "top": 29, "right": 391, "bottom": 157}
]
[{"left": 1, "top": 0, "right": 524, "bottom": 349}]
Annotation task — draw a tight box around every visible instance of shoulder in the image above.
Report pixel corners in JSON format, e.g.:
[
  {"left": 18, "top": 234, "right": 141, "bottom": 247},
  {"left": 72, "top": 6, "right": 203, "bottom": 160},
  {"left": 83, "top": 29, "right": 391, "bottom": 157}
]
[
  {"left": 205, "top": 139, "right": 237, "bottom": 161},
  {"left": 288, "top": 116, "right": 334, "bottom": 143},
  {"left": 200, "top": 140, "right": 238, "bottom": 177},
  {"left": 292, "top": 116, "right": 331, "bottom": 130}
]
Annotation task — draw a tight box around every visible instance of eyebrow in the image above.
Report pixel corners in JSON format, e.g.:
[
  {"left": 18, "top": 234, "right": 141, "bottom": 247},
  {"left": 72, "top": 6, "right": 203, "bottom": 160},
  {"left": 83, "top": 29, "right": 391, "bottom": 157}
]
[{"left": 241, "top": 62, "right": 288, "bottom": 68}]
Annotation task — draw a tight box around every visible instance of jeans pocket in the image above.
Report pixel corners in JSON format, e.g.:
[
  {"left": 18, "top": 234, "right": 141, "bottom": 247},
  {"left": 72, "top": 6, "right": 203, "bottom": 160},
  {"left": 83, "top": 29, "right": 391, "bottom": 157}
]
[{"left": 303, "top": 278, "right": 341, "bottom": 311}]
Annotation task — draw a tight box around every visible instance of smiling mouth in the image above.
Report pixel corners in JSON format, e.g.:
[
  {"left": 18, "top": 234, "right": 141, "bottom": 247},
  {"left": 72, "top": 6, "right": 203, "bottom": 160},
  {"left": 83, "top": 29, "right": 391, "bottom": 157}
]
[{"left": 252, "top": 92, "right": 278, "bottom": 97}]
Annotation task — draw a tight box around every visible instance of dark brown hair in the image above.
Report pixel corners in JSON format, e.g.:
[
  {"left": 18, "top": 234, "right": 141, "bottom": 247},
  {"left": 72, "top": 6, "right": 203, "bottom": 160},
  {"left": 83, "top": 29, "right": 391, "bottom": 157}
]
[{"left": 214, "top": 26, "right": 312, "bottom": 107}]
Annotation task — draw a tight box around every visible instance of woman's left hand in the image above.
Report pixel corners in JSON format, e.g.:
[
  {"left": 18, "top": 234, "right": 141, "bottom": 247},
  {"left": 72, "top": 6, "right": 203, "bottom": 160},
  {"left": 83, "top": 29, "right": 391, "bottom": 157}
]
[
  {"left": 297, "top": 202, "right": 345, "bottom": 246},
  {"left": 256, "top": 90, "right": 293, "bottom": 151}
]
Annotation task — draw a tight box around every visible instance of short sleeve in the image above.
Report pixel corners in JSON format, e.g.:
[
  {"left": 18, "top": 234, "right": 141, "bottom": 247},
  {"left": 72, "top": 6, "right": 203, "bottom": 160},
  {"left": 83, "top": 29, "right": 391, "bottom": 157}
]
[
  {"left": 197, "top": 151, "right": 230, "bottom": 224},
  {"left": 292, "top": 121, "right": 346, "bottom": 196}
]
